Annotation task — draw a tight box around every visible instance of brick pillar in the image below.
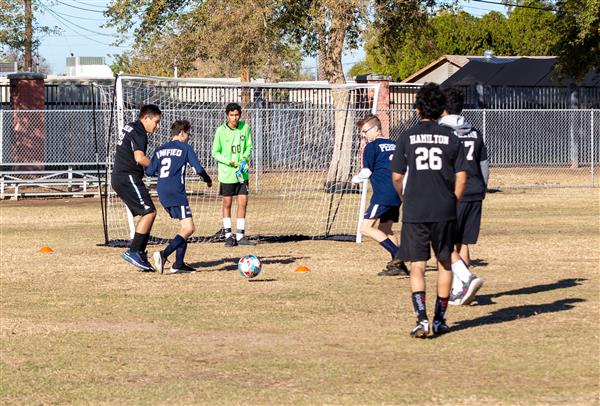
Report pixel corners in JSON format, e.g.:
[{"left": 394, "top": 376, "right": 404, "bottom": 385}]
[
  {"left": 355, "top": 73, "right": 391, "bottom": 137},
  {"left": 8, "top": 72, "right": 45, "bottom": 169}
]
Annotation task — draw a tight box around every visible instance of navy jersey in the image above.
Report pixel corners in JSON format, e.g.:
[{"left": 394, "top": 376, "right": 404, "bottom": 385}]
[
  {"left": 146, "top": 140, "right": 212, "bottom": 207},
  {"left": 439, "top": 115, "right": 488, "bottom": 201},
  {"left": 363, "top": 138, "right": 401, "bottom": 206},
  {"left": 113, "top": 120, "right": 148, "bottom": 177},
  {"left": 390, "top": 121, "right": 468, "bottom": 223}
]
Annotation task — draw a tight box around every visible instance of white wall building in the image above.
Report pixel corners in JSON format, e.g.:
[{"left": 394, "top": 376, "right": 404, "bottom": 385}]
[{"left": 65, "top": 56, "right": 113, "bottom": 78}]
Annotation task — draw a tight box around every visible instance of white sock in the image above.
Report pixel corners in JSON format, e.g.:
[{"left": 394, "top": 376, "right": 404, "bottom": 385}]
[
  {"left": 452, "top": 274, "right": 464, "bottom": 295},
  {"left": 236, "top": 218, "right": 245, "bottom": 241},
  {"left": 223, "top": 217, "right": 232, "bottom": 238},
  {"left": 451, "top": 259, "right": 472, "bottom": 284}
]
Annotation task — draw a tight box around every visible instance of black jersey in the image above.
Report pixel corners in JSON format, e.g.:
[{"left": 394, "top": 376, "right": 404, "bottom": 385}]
[
  {"left": 390, "top": 121, "right": 468, "bottom": 223},
  {"left": 439, "top": 115, "right": 488, "bottom": 201},
  {"left": 113, "top": 120, "right": 148, "bottom": 177}
]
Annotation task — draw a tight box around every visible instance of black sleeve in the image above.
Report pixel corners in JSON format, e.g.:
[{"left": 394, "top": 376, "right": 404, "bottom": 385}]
[
  {"left": 131, "top": 127, "right": 147, "bottom": 153},
  {"left": 390, "top": 134, "right": 407, "bottom": 174}
]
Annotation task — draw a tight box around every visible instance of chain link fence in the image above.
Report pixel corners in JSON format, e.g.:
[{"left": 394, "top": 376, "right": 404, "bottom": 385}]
[
  {"left": 388, "top": 109, "right": 599, "bottom": 188},
  {"left": 1, "top": 109, "right": 599, "bottom": 190}
]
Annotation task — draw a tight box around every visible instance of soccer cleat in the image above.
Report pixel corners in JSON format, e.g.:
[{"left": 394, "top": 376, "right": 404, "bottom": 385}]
[
  {"left": 379, "top": 259, "right": 410, "bottom": 276},
  {"left": 449, "top": 274, "right": 484, "bottom": 305},
  {"left": 224, "top": 236, "right": 238, "bottom": 247},
  {"left": 139, "top": 251, "right": 156, "bottom": 272},
  {"left": 122, "top": 249, "right": 154, "bottom": 272},
  {"left": 153, "top": 250, "right": 168, "bottom": 274},
  {"left": 410, "top": 319, "right": 430, "bottom": 338},
  {"left": 432, "top": 319, "right": 451, "bottom": 336},
  {"left": 236, "top": 236, "right": 256, "bottom": 246},
  {"left": 169, "top": 263, "right": 196, "bottom": 274}
]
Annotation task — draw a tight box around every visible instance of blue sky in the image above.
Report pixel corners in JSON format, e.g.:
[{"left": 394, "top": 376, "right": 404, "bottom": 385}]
[{"left": 35, "top": 0, "right": 508, "bottom": 75}]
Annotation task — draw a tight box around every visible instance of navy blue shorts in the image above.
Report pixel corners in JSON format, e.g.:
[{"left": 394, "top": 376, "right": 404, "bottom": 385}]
[
  {"left": 165, "top": 205, "right": 192, "bottom": 220},
  {"left": 364, "top": 203, "right": 400, "bottom": 223}
]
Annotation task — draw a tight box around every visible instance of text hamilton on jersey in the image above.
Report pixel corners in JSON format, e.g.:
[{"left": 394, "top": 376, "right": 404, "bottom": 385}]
[{"left": 409, "top": 134, "right": 450, "bottom": 145}]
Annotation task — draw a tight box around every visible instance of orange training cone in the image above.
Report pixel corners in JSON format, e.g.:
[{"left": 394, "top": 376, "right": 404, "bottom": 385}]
[
  {"left": 294, "top": 265, "right": 311, "bottom": 273},
  {"left": 39, "top": 246, "right": 54, "bottom": 253}
]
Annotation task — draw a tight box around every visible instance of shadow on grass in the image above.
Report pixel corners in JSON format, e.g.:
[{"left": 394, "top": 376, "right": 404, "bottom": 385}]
[
  {"left": 475, "top": 278, "right": 587, "bottom": 306},
  {"left": 449, "top": 298, "right": 585, "bottom": 334},
  {"left": 470, "top": 258, "right": 488, "bottom": 267},
  {"left": 189, "top": 255, "right": 308, "bottom": 272},
  {"left": 248, "top": 278, "right": 278, "bottom": 283}
]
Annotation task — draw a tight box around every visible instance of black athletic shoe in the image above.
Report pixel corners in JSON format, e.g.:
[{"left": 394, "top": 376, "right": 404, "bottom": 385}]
[
  {"left": 432, "top": 319, "right": 450, "bottom": 336},
  {"left": 224, "top": 236, "right": 238, "bottom": 247},
  {"left": 378, "top": 259, "right": 410, "bottom": 276},
  {"left": 236, "top": 236, "right": 256, "bottom": 246},
  {"left": 410, "top": 319, "right": 430, "bottom": 338},
  {"left": 139, "top": 251, "right": 155, "bottom": 272},
  {"left": 169, "top": 263, "right": 196, "bottom": 274}
]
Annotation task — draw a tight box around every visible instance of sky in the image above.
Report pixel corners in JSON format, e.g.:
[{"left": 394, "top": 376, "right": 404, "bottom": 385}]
[{"left": 34, "top": 0, "right": 508, "bottom": 76}]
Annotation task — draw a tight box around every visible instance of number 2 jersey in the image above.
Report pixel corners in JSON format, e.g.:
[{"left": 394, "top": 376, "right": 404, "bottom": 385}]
[
  {"left": 390, "top": 121, "right": 468, "bottom": 223},
  {"left": 146, "top": 140, "right": 212, "bottom": 208}
]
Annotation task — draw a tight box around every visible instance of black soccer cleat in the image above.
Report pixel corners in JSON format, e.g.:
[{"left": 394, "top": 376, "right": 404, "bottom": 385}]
[
  {"left": 224, "top": 236, "right": 238, "bottom": 247},
  {"left": 236, "top": 236, "right": 256, "bottom": 246},
  {"left": 432, "top": 319, "right": 451, "bottom": 336},
  {"left": 378, "top": 259, "right": 410, "bottom": 276}
]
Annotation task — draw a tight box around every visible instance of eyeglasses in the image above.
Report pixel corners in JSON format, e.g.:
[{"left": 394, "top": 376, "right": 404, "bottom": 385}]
[{"left": 361, "top": 125, "right": 376, "bottom": 135}]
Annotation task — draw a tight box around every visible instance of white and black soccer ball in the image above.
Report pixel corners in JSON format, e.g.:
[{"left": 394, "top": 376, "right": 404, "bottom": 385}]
[{"left": 238, "top": 254, "right": 262, "bottom": 278}]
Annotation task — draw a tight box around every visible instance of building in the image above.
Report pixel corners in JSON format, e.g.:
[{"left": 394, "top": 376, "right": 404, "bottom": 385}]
[
  {"left": 65, "top": 56, "right": 113, "bottom": 78},
  {"left": 0, "top": 61, "right": 18, "bottom": 77}
]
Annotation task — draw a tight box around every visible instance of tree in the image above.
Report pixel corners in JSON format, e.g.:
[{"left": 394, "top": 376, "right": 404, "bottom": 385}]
[
  {"left": 0, "top": 0, "right": 58, "bottom": 70},
  {"left": 553, "top": 0, "right": 600, "bottom": 79},
  {"left": 506, "top": 0, "right": 558, "bottom": 55}
]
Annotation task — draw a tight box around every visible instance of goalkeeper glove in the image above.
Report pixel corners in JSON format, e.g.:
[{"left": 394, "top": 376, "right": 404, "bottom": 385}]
[{"left": 239, "top": 160, "right": 249, "bottom": 173}]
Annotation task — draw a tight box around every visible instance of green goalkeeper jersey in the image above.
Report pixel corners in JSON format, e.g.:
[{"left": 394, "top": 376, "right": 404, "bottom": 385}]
[{"left": 211, "top": 120, "right": 253, "bottom": 184}]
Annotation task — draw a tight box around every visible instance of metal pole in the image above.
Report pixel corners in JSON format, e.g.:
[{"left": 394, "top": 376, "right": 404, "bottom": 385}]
[
  {"left": 0, "top": 109, "right": 3, "bottom": 164},
  {"left": 592, "top": 110, "right": 595, "bottom": 186},
  {"left": 482, "top": 109, "right": 486, "bottom": 143}
]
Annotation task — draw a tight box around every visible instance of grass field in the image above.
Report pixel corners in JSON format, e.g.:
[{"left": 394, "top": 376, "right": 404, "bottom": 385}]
[{"left": 1, "top": 188, "right": 599, "bottom": 404}]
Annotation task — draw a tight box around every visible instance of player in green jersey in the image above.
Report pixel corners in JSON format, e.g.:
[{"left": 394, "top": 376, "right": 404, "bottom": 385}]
[{"left": 211, "top": 102, "right": 255, "bottom": 246}]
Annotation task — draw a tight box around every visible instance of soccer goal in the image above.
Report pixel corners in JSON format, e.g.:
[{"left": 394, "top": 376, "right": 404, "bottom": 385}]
[{"left": 95, "top": 75, "right": 380, "bottom": 246}]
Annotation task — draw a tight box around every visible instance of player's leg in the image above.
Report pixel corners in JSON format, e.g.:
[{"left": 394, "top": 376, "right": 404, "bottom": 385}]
[
  {"left": 378, "top": 207, "right": 409, "bottom": 276},
  {"left": 154, "top": 207, "right": 193, "bottom": 274},
  {"left": 221, "top": 183, "right": 236, "bottom": 246},
  {"left": 235, "top": 182, "right": 255, "bottom": 245},
  {"left": 430, "top": 221, "right": 455, "bottom": 336},
  {"left": 112, "top": 174, "right": 156, "bottom": 271},
  {"left": 398, "top": 222, "right": 431, "bottom": 338},
  {"left": 170, "top": 217, "right": 196, "bottom": 273}
]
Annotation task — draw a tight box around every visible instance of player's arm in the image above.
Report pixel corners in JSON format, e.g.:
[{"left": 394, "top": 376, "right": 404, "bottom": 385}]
[
  {"left": 389, "top": 137, "right": 407, "bottom": 199},
  {"left": 131, "top": 129, "right": 151, "bottom": 167},
  {"left": 392, "top": 172, "right": 404, "bottom": 198},
  {"left": 455, "top": 170, "right": 467, "bottom": 201},
  {"left": 479, "top": 141, "right": 490, "bottom": 185},
  {"left": 241, "top": 125, "right": 253, "bottom": 163},
  {"left": 187, "top": 147, "right": 212, "bottom": 186},
  {"left": 351, "top": 144, "right": 374, "bottom": 184},
  {"left": 211, "top": 129, "right": 235, "bottom": 166},
  {"left": 145, "top": 153, "right": 159, "bottom": 177}
]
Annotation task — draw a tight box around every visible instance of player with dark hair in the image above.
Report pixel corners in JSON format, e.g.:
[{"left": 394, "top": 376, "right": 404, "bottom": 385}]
[
  {"left": 390, "top": 83, "right": 469, "bottom": 338},
  {"left": 440, "top": 87, "right": 487, "bottom": 305},
  {"left": 111, "top": 104, "right": 162, "bottom": 271},
  {"left": 146, "top": 120, "right": 212, "bottom": 273},
  {"left": 351, "top": 114, "right": 408, "bottom": 276},
  {"left": 212, "top": 102, "right": 255, "bottom": 246}
]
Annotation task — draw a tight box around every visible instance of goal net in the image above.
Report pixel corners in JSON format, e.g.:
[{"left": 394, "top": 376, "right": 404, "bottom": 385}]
[{"left": 95, "top": 75, "right": 380, "bottom": 246}]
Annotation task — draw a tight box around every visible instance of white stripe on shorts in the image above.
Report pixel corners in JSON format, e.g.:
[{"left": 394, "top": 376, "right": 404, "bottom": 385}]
[
  {"left": 129, "top": 175, "right": 151, "bottom": 210},
  {"left": 370, "top": 204, "right": 379, "bottom": 218}
]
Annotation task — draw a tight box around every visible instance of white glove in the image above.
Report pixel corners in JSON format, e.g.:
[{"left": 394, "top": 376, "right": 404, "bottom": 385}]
[{"left": 351, "top": 168, "right": 372, "bottom": 184}]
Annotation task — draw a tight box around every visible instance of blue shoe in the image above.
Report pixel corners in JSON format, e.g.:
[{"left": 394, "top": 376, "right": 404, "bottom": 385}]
[{"left": 122, "top": 249, "right": 154, "bottom": 272}]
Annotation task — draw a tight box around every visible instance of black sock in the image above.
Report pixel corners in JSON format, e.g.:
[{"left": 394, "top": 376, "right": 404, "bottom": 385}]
[
  {"left": 140, "top": 233, "right": 150, "bottom": 252},
  {"left": 130, "top": 232, "right": 145, "bottom": 252},
  {"left": 164, "top": 234, "right": 185, "bottom": 258},
  {"left": 174, "top": 239, "right": 188, "bottom": 267},
  {"left": 379, "top": 238, "right": 398, "bottom": 259},
  {"left": 434, "top": 296, "right": 449, "bottom": 322},
  {"left": 411, "top": 291, "right": 427, "bottom": 322}
]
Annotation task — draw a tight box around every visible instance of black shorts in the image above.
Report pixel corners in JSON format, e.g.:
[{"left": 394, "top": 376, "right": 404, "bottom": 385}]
[
  {"left": 111, "top": 174, "right": 156, "bottom": 216},
  {"left": 456, "top": 201, "right": 482, "bottom": 244},
  {"left": 219, "top": 181, "right": 249, "bottom": 196},
  {"left": 397, "top": 221, "right": 456, "bottom": 262}
]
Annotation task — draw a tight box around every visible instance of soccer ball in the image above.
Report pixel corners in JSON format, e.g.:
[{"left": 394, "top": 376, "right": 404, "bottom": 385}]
[{"left": 238, "top": 255, "right": 262, "bottom": 278}]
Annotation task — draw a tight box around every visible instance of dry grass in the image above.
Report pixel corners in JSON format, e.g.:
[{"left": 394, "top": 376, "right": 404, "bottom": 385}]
[{"left": 1, "top": 188, "right": 599, "bottom": 405}]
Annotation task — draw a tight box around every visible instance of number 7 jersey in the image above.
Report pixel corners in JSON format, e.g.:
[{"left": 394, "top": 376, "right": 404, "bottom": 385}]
[{"left": 390, "top": 121, "right": 468, "bottom": 223}]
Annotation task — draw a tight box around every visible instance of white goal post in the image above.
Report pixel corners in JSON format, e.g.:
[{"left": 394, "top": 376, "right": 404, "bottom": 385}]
[{"left": 96, "top": 74, "right": 380, "bottom": 246}]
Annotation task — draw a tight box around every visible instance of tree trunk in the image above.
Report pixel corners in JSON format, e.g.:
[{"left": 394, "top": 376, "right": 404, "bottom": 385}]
[
  {"left": 24, "top": 0, "right": 33, "bottom": 72},
  {"left": 240, "top": 63, "right": 251, "bottom": 109}
]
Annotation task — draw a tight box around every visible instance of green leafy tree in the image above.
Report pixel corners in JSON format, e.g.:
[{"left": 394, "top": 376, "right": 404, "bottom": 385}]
[
  {"left": 506, "top": 0, "right": 558, "bottom": 55},
  {"left": 552, "top": 0, "right": 600, "bottom": 78}
]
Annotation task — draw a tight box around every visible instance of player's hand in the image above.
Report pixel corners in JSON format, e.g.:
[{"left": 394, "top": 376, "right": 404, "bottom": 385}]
[
  {"left": 351, "top": 175, "right": 362, "bottom": 185},
  {"left": 207, "top": 182, "right": 213, "bottom": 188},
  {"left": 239, "top": 160, "right": 249, "bottom": 173}
]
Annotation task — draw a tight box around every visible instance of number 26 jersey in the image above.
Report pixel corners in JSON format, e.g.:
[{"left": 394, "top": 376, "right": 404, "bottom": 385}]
[{"left": 390, "top": 121, "right": 468, "bottom": 223}]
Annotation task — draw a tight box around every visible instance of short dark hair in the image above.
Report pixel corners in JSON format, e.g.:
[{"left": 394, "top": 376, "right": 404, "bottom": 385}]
[
  {"left": 414, "top": 83, "right": 446, "bottom": 120},
  {"left": 170, "top": 120, "right": 191, "bottom": 136},
  {"left": 226, "top": 102, "right": 242, "bottom": 115},
  {"left": 139, "top": 104, "right": 161, "bottom": 119},
  {"left": 442, "top": 87, "right": 464, "bottom": 115},
  {"left": 357, "top": 114, "right": 382, "bottom": 131}
]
